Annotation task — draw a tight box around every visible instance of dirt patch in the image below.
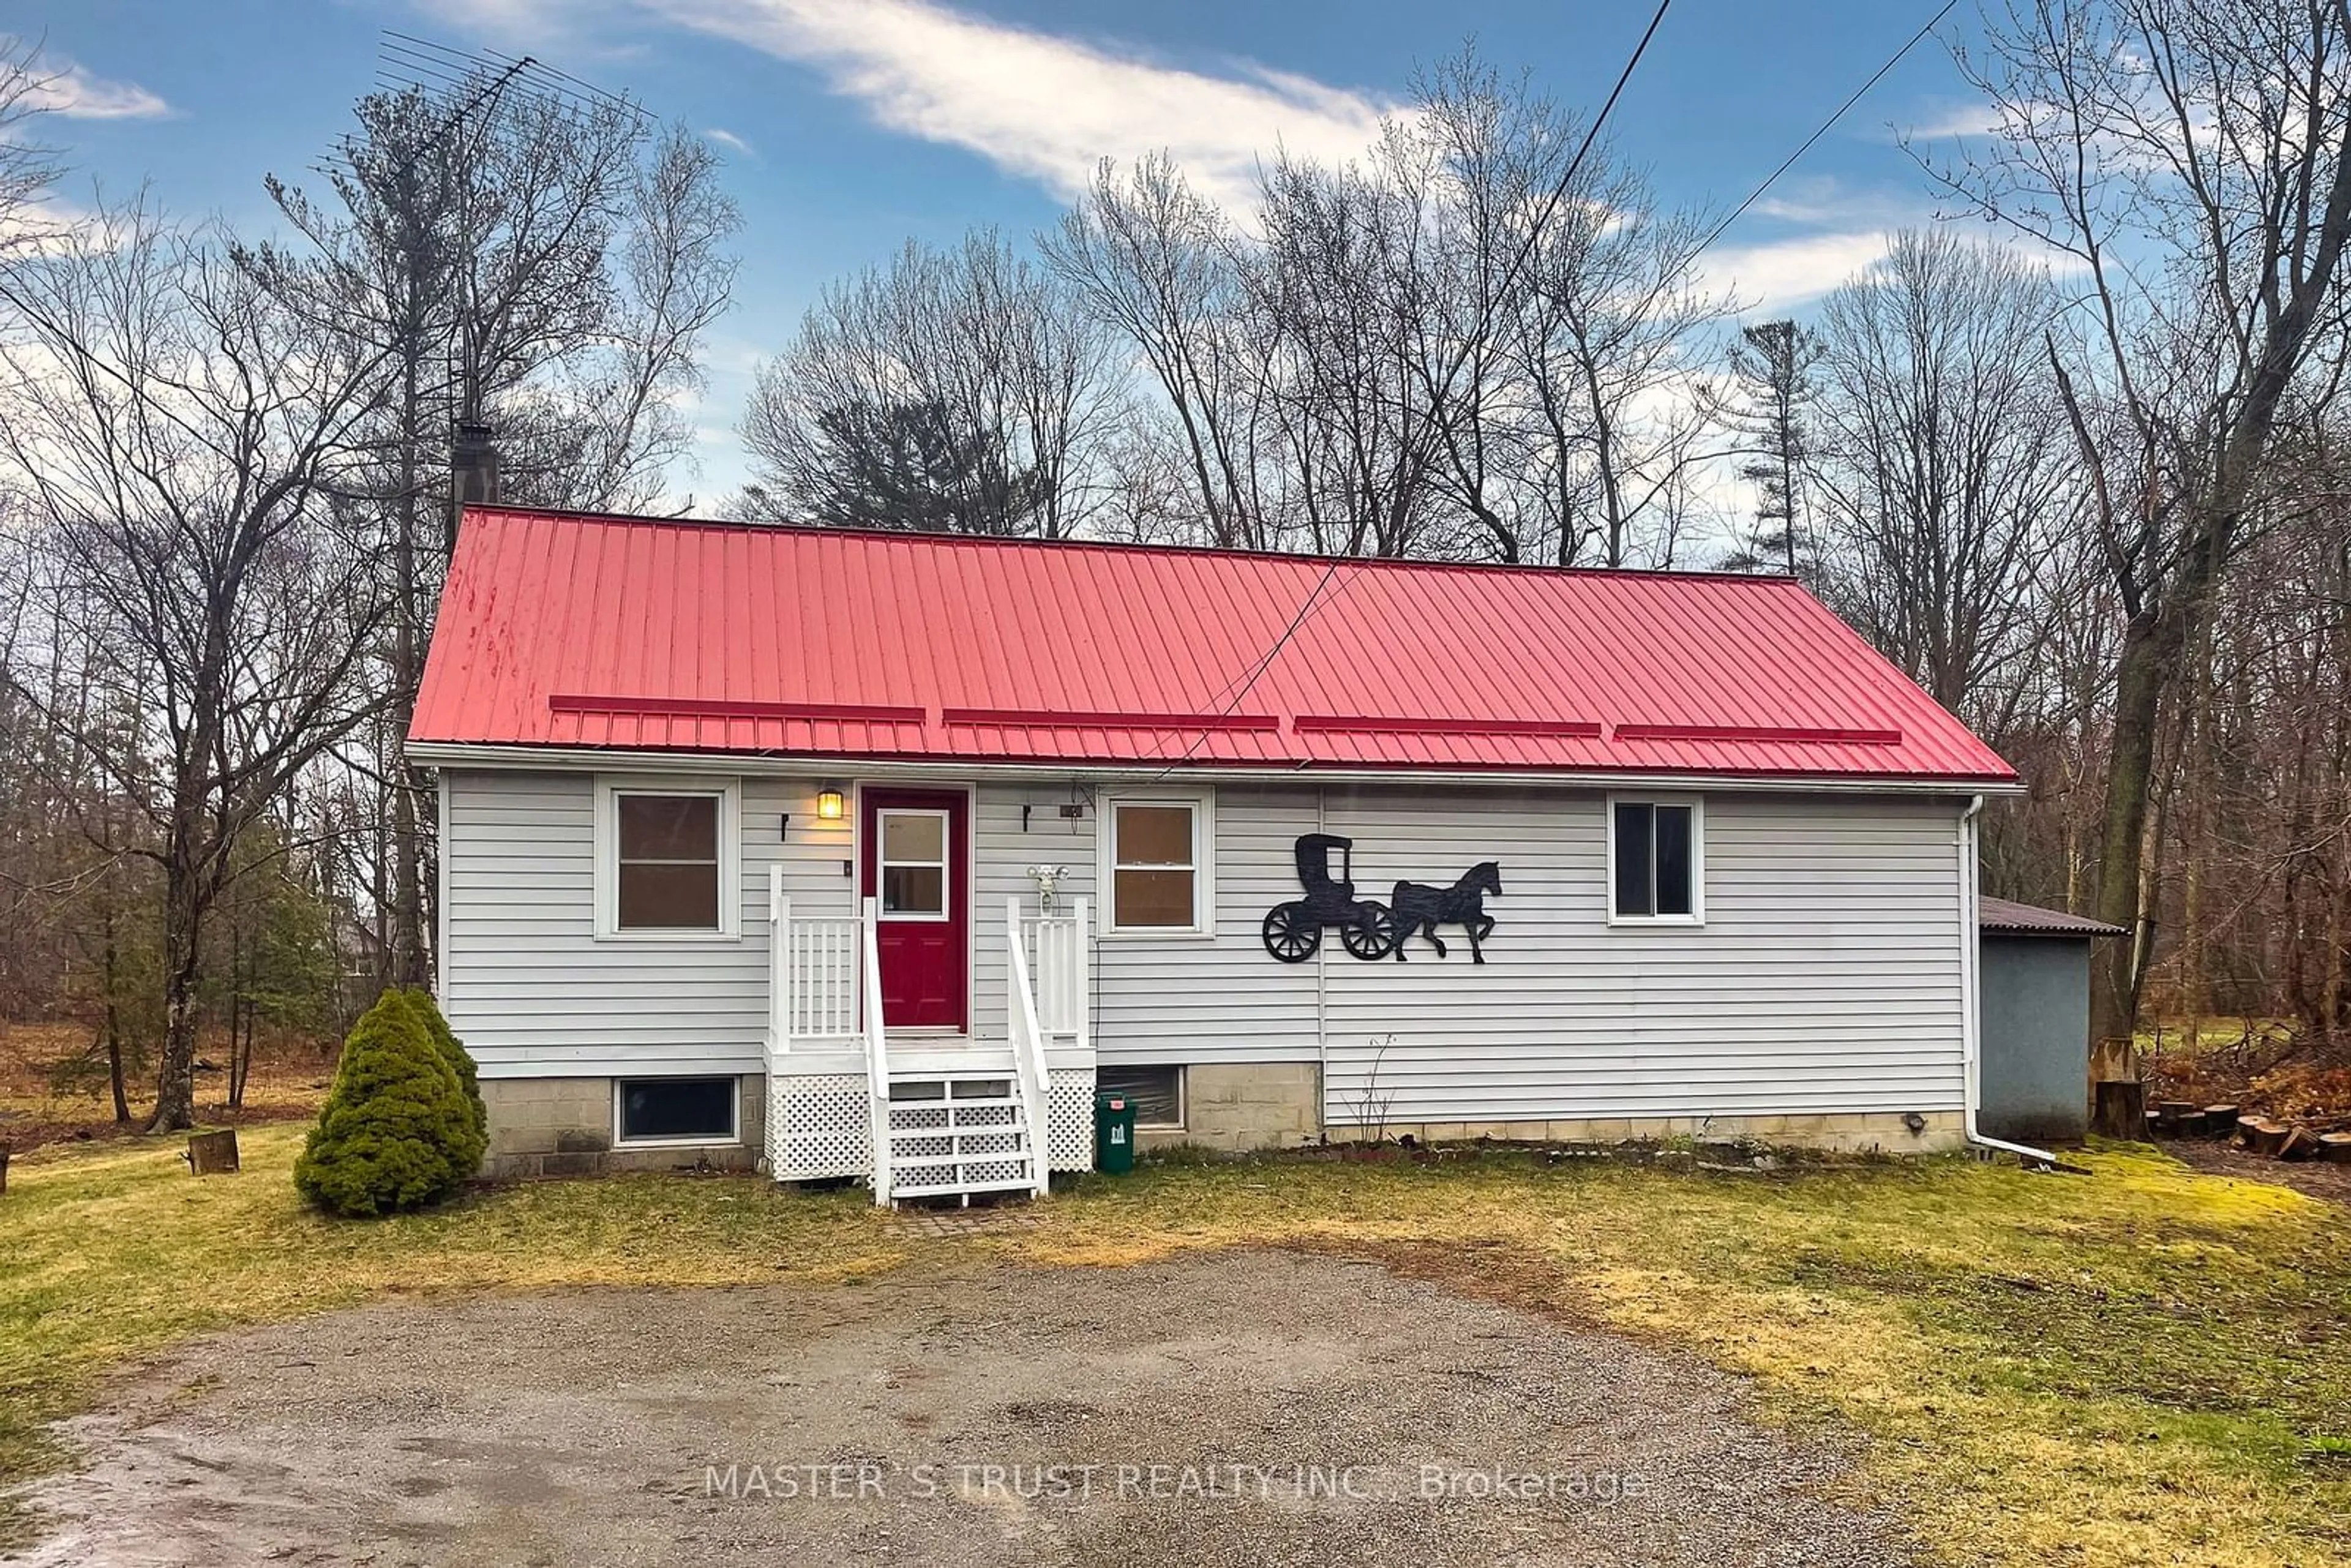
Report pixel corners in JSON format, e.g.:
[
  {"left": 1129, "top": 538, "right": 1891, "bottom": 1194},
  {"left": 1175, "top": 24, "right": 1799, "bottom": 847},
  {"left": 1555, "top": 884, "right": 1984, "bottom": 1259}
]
[
  {"left": 9, "top": 1251, "right": 1914, "bottom": 1567},
  {"left": 2165, "top": 1140, "right": 2351, "bottom": 1207}
]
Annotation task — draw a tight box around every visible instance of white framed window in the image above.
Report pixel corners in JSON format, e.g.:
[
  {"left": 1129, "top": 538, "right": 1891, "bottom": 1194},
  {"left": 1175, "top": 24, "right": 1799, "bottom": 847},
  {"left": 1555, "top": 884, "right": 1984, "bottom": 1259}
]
[
  {"left": 613, "top": 1076, "right": 740, "bottom": 1146},
  {"left": 594, "top": 776, "right": 741, "bottom": 939},
  {"left": 1098, "top": 789, "right": 1215, "bottom": 936},
  {"left": 1098, "top": 1064, "right": 1184, "bottom": 1129},
  {"left": 1607, "top": 795, "right": 1703, "bottom": 925},
  {"left": 875, "top": 807, "right": 952, "bottom": 920}
]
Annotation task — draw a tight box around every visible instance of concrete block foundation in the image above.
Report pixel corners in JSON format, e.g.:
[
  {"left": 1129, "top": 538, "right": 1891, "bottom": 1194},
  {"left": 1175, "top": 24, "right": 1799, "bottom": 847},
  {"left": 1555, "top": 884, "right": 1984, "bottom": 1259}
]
[
  {"left": 479, "top": 1075, "right": 765, "bottom": 1179},
  {"left": 1136, "top": 1061, "right": 1967, "bottom": 1157}
]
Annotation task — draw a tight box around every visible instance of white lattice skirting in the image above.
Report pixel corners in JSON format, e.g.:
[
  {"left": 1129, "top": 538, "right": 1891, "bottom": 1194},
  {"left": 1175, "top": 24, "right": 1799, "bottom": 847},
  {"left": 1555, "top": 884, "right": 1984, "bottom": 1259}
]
[
  {"left": 1045, "top": 1068, "right": 1096, "bottom": 1172},
  {"left": 768, "top": 1072, "right": 871, "bottom": 1180},
  {"left": 767, "top": 1067, "right": 1097, "bottom": 1182}
]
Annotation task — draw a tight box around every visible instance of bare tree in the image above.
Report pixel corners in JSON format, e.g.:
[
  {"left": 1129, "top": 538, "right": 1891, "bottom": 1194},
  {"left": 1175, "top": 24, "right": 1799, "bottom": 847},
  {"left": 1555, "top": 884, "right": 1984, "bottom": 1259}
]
[
  {"left": 0, "top": 38, "right": 64, "bottom": 259},
  {"left": 0, "top": 204, "right": 391, "bottom": 1130},
  {"left": 1928, "top": 0, "right": 2351, "bottom": 1037},
  {"left": 1045, "top": 55, "right": 1724, "bottom": 565},
  {"left": 1808, "top": 230, "right": 2079, "bottom": 727},
  {"left": 742, "top": 229, "right": 1113, "bottom": 537},
  {"left": 255, "top": 78, "right": 738, "bottom": 988},
  {"left": 1044, "top": 155, "right": 1274, "bottom": 546}
]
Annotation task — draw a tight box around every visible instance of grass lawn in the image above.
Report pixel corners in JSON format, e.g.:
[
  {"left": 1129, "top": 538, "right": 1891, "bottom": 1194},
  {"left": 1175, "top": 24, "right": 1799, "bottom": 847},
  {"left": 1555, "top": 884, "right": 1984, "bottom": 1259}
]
[{"left": 3, "top": 1128, "right": 2347, "bottom": 1567}]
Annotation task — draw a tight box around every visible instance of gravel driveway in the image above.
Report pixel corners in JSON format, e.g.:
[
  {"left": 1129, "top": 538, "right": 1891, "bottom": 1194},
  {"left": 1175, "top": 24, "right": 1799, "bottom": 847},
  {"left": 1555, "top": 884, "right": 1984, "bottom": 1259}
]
[{"left": 14, "top": 1251, "right": 1912, "bottom": 1567}]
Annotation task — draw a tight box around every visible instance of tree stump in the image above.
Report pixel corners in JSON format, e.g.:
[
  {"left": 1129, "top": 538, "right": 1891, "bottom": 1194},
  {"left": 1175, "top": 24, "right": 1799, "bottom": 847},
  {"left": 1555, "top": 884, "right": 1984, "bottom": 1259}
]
[
  {"left": 2156, "top": 1100, "right": 2199, "bottom": 1135},
  {"left": 186, "top": 1129, "right": 240, "bottom": 1176},
  {"left": 2248, "top": 1121, "right": 2290, "bottom": 1159},
  {"left": 2091, "top": 1079, "right": 2147, "bottom": 1139},
  {"left": 2320, "top": 1133, "right": 2351, "bottom": 1165},
  {"left": 2278, "top": 1127, "right": 2318, "bottom": 1161},
  {"left": 2203, "top": 1106, "right": 2240, "bottom": 1141},
  {"left": 2235, "top": 1115, "right": 2265, "bottom": 1148}
]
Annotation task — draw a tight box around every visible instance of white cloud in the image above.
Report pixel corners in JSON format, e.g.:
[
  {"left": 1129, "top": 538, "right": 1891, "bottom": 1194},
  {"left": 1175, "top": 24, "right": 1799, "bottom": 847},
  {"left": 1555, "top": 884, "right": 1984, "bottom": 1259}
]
[
  {"left": 1703, "top": 230, "right": 1895, "bottom": 312},
  {"left": 0, "top": 193, "right": 127, "bottom": 258},
  {"left": 703, "top": 126, "right": 756, "bottom": 156},
  {"left": 8, "top": 45, "right": 172, "bottom": 120},
  {"left": 640, "top": 0, "right": 1394, "bottom": 211},
  {"left": 1898, "top": 100, "right": 2008, "bottom": 141}
]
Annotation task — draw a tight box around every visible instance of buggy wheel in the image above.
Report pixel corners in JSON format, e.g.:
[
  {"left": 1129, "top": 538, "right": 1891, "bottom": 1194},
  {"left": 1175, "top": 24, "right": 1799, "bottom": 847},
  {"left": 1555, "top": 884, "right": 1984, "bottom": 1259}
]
[
  {"left": 1261, "top": 902, "right": 1321, "bottom": 962},
  {"left": 1341, "top": 901, "right": 1398, "bottom": 961}
]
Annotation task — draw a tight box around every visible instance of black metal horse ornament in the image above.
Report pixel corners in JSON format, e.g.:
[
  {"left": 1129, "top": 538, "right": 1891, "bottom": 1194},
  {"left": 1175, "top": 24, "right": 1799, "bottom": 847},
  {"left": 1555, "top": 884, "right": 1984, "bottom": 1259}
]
[
  {"left": 1390, "top": 862, "right": 1503, "bottom": 962},
  {"left": 1260, "top": 834, "right": 1501, "bottom": 964}
]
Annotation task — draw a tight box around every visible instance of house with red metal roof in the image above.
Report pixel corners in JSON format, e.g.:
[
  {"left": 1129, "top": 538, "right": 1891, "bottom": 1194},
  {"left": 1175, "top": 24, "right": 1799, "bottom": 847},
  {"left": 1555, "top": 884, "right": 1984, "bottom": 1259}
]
[{"left": 410, "top": 505, "right": 2025, "bottom": 1197}]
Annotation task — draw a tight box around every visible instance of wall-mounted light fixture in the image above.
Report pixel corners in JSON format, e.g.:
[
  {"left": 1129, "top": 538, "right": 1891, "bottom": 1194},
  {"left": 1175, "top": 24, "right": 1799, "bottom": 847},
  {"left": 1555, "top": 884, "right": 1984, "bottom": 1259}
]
[
  {"left": 1028, "top": 864, "right": 1071, "bottom": 913},
  {"left": 815, "top": 784, "right": 847, "bottom": 821}
]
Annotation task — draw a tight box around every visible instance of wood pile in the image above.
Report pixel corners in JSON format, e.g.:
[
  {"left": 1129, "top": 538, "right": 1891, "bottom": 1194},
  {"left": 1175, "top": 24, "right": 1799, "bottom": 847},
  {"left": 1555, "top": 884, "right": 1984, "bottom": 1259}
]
[{"left": 2142, "top": 1098, "right": 2351, "bottom": 1162}]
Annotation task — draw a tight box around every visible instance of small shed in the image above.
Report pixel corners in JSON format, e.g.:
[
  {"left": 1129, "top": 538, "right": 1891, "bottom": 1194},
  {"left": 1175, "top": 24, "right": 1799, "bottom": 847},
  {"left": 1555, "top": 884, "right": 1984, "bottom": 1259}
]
[{"left": 1978, "top": 896, "right": 2128, "bottom": 1144}]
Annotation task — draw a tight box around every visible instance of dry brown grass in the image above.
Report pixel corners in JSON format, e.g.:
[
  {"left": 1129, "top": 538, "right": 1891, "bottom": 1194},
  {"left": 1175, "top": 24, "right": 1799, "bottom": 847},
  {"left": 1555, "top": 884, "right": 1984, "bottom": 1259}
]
[
  {"left": 0, "top": 1020, "right": 331, "bottom": 1152},
  {"left": 2, "top": 1127, "right": 2345, "bottom": 1567}
]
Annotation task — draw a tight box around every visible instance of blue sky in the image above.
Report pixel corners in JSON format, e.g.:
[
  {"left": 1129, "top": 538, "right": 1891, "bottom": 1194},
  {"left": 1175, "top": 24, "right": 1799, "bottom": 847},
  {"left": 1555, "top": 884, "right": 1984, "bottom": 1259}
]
[{"left": 11, "top": 0, "right": 1998, "bottom": 502}]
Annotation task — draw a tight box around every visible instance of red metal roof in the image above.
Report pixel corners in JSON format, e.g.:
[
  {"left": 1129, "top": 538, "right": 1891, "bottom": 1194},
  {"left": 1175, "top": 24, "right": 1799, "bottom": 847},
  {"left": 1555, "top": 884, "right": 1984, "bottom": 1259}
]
[{"left": 408, "top": 506, "right": 2019, "bottom": 783}]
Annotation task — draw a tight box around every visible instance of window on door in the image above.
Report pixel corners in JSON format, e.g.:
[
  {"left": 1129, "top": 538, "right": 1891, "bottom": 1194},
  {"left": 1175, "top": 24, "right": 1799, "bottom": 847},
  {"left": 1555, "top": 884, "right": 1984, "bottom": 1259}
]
[
  {"left": 1610, "top": 798, "right": 1702, "bottom": 924},
  {"left": 877, "top": 809, "right": 951, "bottom": 919}
]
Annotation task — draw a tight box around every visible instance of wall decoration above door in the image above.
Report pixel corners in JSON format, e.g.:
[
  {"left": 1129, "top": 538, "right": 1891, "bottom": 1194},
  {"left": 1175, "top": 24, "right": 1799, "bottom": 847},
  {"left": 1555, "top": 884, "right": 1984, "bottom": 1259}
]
[{"left": 1260, "top": 835, "right": 1505, "bottom": 964}]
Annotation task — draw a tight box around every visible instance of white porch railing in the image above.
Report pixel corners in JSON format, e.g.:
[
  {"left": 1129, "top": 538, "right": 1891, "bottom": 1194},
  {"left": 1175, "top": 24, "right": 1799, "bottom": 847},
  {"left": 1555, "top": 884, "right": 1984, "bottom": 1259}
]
[
  {"left": 1004, "top": 896, "right": 1052, "bottom": 1198},
  {"left": 765, "top": 869, "right": 1091, "bottom": 1196},
  {"left": 859, "top": 895, "right": 893, "bottom": 1206},
  {"left": 768, "top": 869, "right": 863, "bottom": 1048},
  {"left": 1022, "top": 898, "right": 1089, "bottom": 1052}
]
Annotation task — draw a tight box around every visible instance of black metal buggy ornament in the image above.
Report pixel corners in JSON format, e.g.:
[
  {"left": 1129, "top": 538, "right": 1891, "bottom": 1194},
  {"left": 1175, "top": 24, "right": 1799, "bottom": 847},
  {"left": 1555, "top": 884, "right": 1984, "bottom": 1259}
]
[
  {"left": 1260, "top": 835, "right": 1505, "bottom": 964},
  {"left": 1261, "top": 834, "right": 1400, "bottom": 962}
]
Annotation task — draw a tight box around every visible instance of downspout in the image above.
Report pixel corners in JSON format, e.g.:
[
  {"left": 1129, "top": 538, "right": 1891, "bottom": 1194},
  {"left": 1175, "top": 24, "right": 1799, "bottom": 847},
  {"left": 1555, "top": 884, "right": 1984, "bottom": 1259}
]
[{"left": 1957, "top": 794, "right": 2059, "bottom": 1167}]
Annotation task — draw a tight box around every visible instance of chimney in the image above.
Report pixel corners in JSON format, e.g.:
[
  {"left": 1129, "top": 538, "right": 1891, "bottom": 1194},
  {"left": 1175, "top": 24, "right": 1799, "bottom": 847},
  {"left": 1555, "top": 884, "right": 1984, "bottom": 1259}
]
[
  {"left": 448, "top": 421, "right": 500, "bottom": 557},
  {"left": 452, "top": 420, "right": 500, "bottom": 505}
]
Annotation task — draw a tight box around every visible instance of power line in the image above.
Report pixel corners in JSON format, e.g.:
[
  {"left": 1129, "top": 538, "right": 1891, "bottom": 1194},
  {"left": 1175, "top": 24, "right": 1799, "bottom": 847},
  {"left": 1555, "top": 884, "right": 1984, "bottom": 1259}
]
[
  {"left": 1488, "top": 0, "right": 1674, "bottom": 319},
  {"left": 1143, "top": 0, "right": 1955, "bottom": 781},
  {"left": 1681, "top": 0, "right": 1961, "bottom": 281},
  {"left": 1146, "top": 4, "right": 1678, "bottom": 781}
]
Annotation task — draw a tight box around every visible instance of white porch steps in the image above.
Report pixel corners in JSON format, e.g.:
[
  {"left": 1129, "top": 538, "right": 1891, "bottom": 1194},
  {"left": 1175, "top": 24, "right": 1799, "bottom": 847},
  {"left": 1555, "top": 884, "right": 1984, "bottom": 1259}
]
[{"left": 882, "top": 1068, "right": 1040, "bottom": 1205}]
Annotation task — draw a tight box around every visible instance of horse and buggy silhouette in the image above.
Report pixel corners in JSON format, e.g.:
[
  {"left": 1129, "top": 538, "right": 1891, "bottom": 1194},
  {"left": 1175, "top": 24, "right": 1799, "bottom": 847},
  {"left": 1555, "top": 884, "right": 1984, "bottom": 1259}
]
[{"left": 1260, "top": 833, "right": 1502, "bottom": 964}]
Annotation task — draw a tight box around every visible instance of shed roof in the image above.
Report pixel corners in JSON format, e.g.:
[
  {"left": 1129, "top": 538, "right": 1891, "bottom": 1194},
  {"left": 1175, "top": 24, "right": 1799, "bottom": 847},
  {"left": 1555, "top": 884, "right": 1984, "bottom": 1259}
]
[
  {"left": 410, "top": 505, "right": 2021, "bottom": 783},
  {"left": 1978, "top": 896, "right": 2126, "bottom": 937}
]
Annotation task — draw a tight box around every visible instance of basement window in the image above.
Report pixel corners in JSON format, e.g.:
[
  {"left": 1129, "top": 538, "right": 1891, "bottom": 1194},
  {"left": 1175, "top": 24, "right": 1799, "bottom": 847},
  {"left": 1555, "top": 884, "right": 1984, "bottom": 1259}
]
[
  {"left": 1609, "top": 797, "right": 1703, "bottom": 925},
  {"left": 1098, "top": 1064, "right": 1183, "bottom": 1129},
  {"left": 615, "top": 1077, "right": 740, "bottom": 1146}
]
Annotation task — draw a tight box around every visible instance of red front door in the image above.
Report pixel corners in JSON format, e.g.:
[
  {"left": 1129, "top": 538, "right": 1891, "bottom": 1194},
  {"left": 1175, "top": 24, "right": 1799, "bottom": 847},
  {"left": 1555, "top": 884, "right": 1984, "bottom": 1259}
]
[{"left": 860, "top": 788, "right": 969, "bottom": 1030}]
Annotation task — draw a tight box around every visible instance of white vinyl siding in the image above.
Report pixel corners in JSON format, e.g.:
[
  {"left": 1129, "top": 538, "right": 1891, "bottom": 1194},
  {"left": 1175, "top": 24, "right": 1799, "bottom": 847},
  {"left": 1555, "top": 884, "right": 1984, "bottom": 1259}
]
[
  {"left": 977, "top": 781, "right": 1963, "bottom": 1115},
  {"left": 1316, "top": 786, "right": 1964, "bottom": 1122},
  {"left": 443, "top": 768, "right": 1965, "bottom": 1119},
  {"left": 441, "top": 770, "right": 850, "bottom": 1078},
  {"left": 972, "top": 782, "right": 1321, "bottom": 1062}
]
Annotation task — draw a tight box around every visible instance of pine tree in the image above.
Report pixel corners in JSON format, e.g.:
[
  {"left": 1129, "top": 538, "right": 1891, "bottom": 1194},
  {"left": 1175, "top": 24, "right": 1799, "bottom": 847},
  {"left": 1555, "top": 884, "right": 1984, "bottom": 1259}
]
[
  {"left": 1712, "top": 320, "right": 1823, "bottom": 577},
  {"left": 293, "top": 990, "right": 479, "bottom": 1217}
]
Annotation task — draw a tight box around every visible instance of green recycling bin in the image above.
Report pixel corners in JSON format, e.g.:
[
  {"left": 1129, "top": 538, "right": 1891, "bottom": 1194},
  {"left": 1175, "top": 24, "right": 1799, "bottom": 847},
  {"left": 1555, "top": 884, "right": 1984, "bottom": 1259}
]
[{"left": 1094, "top": 1092, "right": 1138, "bottom": 1175}]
